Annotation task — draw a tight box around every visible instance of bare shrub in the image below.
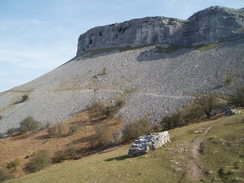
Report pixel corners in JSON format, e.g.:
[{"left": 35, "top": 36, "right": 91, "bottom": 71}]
[
  {"left": 88, "top": 99, "right": 124, "bottom": 121},
  {"left": 69, "top": 126, "right": 80, "bottom": 135},
  {"left": 87, "top": 101, "right": 106, "bottom": 120},
  {"left": 86, "top": 120, "right": 121, "bottom": 149},
  {"left": 161, "top": 112, "right": 183, "bottom": 130},
  {"left": 94, "top": 121, "right": 120, "bottom": 147},
  {"left": 20, "top": 116, "right": 41, "bottom": 133},
  {"left": 47, "top": 123, "right": 64, "bottom": 138},
  {"left": 25, "top": 150, "right": 51, "bottom": 173},
  {"left": 122, "top": 117, "right": 152, "bottom": 142},
  {"left": 180, "top": 104, "right": 204, "bottom": 123},
  {"left": 229, "top": 86, "right": 244, "bottom": 107},
  {"left": 102, "top": 67, "right": 109, "bottom": 75},
  {"left": 7, "top": 128, "right": 16, "bottom": 136},
  {"left": 6, "top": 159, "right": 20, "bottom": 170},
  {"left": 0, "top": 168, "right": 12, "bottom": 182},
  {"left": 52, "top": 145, "right": 80, "bottom": 163},
  {"left": 52, "top": 151, "right": 66, "bottom": 163},
  {"left": 14, "top": 94, "right": 28, "bottom": 104},
  {"left": 197, "top": 94, "right": 218, "bottom": 119}
]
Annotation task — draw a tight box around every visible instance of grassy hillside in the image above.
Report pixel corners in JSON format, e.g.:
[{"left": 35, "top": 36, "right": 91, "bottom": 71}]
[{"left": 4, "top": 110, "right": 244, "bottom": 183}]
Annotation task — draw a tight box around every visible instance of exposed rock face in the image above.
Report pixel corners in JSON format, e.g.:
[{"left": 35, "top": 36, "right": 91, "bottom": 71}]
[
  {"left": 77, "top": 6, "right": 244, "bottom": 55},
  {"left": 128, "top": 131, "right": 170, "bottom": 157}
]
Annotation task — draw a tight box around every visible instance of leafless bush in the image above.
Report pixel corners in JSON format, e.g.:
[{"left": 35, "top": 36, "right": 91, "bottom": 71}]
[
  {"left": 20, "top": 116, "right": 41, "bottom": 133},
  {"left": 197, "top": 94, "right": 218, "bottom": 119},
  {"left": 6, "top": 159, "right": 20, "bottom": 170},
  {"left": 47, "top": 123, "right": 64, "bottom": 138},
  {"left": 161, "top": 112, "right": 183, "bottom": 130},
  {"left": 122, "top": 117, "right": 152, "bottom": 142},
  {"left": 25, "top": 150, "right": 51, "bottom": 173},
  {"left": 229, "top": 86, "right": 244, "bottom": 107}
]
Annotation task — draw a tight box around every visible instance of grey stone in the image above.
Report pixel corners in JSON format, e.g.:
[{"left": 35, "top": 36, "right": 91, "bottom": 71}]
[
  {"left": 128, "top": 131, "right": 170, "bottom": 157},
  {"left": 77, "top": 6, "right": 244, "bottom": 56}
]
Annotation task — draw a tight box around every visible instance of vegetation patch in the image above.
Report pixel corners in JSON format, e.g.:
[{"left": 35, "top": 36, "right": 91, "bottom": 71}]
[
  {"left": 3, "top": 110, "right": 244, "bottom": 183},
  {"left": 25, "top": 150, "right": 51, "bottom": 173},
  {"left": 0, "top": 168, "right": 12, "bottom": 182},
  {"left": 155, "top": 44, "right": 180, "bottom": 54},
  {"left": 122, "top": 117, "right": 152, "bottom": 142},
  {"left": 6, "top": 159, "right": 20, "bottom": 171},
  {"left": 229, "top": 86, "right": 244, "bottom": 107},
  {"left": 14, "top": 95, "right": 29, "bottom": 104},
  {"left": 47, "top": 123, "right": 64, "bottom": 138},
  {"left": 20, "top": 116, "right": 41, "bottom": 134},
  {"left": 87, "top": 98, "right": 124, "bottom": 121},
  {"left": 86, "top": 45, "right": 149, "bottom": 57},
  {"left": 196, "top": 41, "right": 224, "bottom": 51}
]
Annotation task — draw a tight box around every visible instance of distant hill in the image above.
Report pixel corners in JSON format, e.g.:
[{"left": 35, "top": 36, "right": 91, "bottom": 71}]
[{"left": 0, "top": 6, "right": 244, "bottom": 133}]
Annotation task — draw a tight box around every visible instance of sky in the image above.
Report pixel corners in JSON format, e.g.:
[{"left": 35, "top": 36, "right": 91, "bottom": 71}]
[{"left": 0, "top": 0, "right": 243, "bottom": 92}]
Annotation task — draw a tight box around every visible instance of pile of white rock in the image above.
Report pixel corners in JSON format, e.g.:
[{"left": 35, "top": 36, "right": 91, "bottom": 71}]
[
  {"left": 128, "top": 131, "right": 170, "bottom": 157},
  {"left": 225, "top": 109, "right": 241, "bottom": 116}
]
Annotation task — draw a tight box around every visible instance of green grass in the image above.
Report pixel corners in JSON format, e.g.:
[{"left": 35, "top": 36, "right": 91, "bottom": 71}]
[
  {"left": 155, "top": 44, "right": 180, "bottom": 54},
  {"left": 199, "top": 116, "right": 244, "bottom": 183},
  {"left": 86, "top": 45, "right": 149, "bottom": 57},
  {"left": 233, "top": 28, "right": 244, "bottom": 33},
  {"left": 196, "top": 41, "right": 224, "bottom": 51},
  {"left": 5, "top": 110, "right": 244, "bottom": 183}
]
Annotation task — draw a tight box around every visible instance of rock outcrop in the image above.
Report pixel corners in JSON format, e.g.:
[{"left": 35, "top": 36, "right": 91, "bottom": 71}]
[
  {"left": 77, "top": 6, "right": 244, "bottom": 56},
  {"left": 225, "top": 109, "right": 241, "bottom": 116},
  {"left": 128, "top": 131, "right": 170, "bottom": 157}
]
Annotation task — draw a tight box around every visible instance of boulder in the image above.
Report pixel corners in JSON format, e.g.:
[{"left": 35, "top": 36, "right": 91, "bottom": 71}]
[
  {"left": 225, "top": 109, "right": 241, "bottom": 116},
  {"left": 128, "top": 131, "right": 170, "bottom": 157}
]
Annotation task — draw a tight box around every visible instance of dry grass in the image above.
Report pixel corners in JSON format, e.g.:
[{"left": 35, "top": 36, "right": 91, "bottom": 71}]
[
  {"left": 5, "top": 110, "right": 244, "bottom": 183},
  {"left": 0, "top": 105, "right": 123, "bottom": 178},
  {"left": 0, "top": 111, "right": 93, "bottom": 177}
]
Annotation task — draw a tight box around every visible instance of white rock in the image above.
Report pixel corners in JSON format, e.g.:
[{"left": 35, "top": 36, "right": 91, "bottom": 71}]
[{"left": 128, "top": 131, "right": 170, "bottom": 157}]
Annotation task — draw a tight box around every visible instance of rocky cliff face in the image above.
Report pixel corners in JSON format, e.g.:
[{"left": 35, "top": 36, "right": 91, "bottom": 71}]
[{"left": 77, "top": 6, "right": 244, "bottom": 56}]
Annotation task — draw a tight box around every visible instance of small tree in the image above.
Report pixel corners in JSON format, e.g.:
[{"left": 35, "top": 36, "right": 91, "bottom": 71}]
[
  {"left": 102, "top": 67, "right": 109, "bottom": 75},
  {"left": 122, "top": 117, "right": 152, "bottom": 142},
  {"left": 20, "top": 116, "right": 40, "bottom": 133},
  {"left": 25, "top": 150, "right": 51, "bottom": 173},
  {"left": 197, "top": 94, "right": 217, "bottom": 119},
  {"left": 94, "top": 122, "right": 118, "bottom": 147},
  {"left": 161, "top": 112, "right": 183, "bottom": 130},
  {"left": 229, "top": 86, "right": 244, "bottom": 107}
]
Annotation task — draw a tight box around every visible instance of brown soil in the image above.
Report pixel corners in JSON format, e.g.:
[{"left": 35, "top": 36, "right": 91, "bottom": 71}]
[{"left": 0, "top": 110, "right": 121, "bottom": 178}]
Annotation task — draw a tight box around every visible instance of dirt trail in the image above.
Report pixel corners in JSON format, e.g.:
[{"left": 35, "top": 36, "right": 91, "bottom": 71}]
[{"left": 185, "top": 127, "right": 212, "bottom": 181}]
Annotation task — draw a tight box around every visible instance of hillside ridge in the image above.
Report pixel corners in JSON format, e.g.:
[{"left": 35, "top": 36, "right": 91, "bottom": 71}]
[{"left": 77, "top": 6, "right": 244, "bottom": 56}]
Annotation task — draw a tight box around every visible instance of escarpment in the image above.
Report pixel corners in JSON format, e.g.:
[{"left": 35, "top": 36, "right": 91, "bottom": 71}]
[{"left": 77, "top": 6, "right": 244, "bottom": 56}]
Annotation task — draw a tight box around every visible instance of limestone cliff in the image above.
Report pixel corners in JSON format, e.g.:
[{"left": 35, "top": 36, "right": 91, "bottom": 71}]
[{"left": 77, "top": 6, "right": 244, "bottom": 56}]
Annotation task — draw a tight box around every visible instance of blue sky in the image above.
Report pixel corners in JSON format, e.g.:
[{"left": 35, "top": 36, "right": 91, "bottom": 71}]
[{"left": 0, "top": 0, "right": 243, "bottom": 92}]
